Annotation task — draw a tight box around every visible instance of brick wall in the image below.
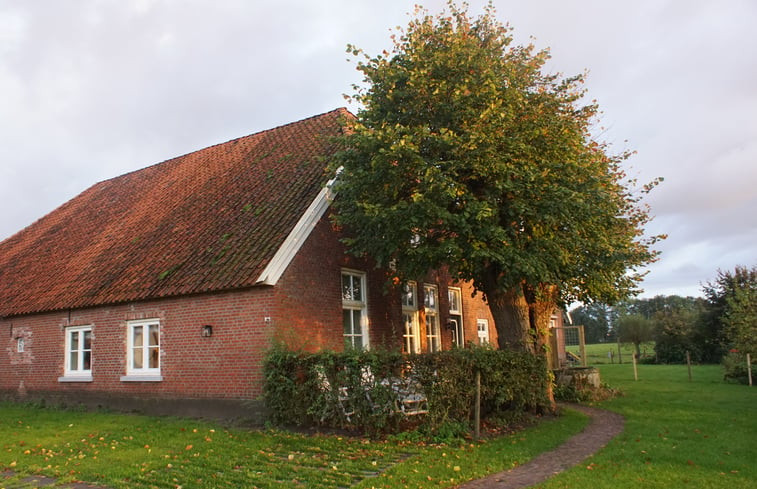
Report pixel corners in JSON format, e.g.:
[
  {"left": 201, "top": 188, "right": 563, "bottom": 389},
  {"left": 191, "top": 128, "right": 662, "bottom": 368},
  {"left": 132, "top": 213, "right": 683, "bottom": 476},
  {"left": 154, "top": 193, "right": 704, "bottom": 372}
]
[
  {"left": 272, "top": 213, "right": 403, "bottom": 352},
  {"left": 0, "top": 210, "right": 501, "bottom": 418},
  {"left": 0, "top": 287, "right": 275, "bottom": 403}
]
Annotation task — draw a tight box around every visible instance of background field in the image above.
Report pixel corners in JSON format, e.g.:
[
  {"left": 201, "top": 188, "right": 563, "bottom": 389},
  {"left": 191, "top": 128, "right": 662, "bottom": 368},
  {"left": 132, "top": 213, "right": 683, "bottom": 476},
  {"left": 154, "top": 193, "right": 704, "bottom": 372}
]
[{"left": 566, "top": 341, "right": 656, "bottom": 365}]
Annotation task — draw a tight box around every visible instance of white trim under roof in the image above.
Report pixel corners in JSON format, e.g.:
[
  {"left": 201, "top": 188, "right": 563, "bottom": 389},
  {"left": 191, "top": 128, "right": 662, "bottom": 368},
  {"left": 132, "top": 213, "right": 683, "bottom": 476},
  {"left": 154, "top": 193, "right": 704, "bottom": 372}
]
[{"left": 255, "top": 172, "right": 339, "bottom": 286}]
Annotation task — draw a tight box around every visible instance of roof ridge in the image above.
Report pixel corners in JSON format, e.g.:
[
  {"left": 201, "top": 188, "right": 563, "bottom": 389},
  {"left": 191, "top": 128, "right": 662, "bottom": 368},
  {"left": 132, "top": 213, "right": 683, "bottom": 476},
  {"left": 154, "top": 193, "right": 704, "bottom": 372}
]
[
  {"left": 0, "top": 108, "right": 351, "bottom": 317},
  {"left": 98, "top": 107, "right": 352, "bottom": 186}
]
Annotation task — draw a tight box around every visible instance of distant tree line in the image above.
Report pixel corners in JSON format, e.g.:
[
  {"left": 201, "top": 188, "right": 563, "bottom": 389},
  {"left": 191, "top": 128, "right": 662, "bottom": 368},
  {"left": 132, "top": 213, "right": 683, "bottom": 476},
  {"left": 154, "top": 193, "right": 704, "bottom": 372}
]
[{"left": 569, "top": 265, "right": 756, "bottom": 382}]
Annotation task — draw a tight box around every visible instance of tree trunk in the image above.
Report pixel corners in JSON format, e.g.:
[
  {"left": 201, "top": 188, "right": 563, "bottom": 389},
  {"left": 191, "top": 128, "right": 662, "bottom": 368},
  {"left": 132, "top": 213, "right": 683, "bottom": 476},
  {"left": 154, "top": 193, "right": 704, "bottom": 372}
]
[
  {"left": 485, "top": 283, "right": 533, "bottom": 353},
  {"left": 526, "top": 283, "right": 559, "bottom": 412}
]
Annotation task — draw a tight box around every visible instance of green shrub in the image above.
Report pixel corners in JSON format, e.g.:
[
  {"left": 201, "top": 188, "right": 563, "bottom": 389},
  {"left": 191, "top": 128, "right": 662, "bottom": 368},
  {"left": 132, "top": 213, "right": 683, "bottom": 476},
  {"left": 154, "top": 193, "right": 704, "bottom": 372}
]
[
  {"left": 722, "top": 351, "right": 755, "bottom": 384},
  {"left": 263, "top": 345, "right": 550, "bottom": 437}
]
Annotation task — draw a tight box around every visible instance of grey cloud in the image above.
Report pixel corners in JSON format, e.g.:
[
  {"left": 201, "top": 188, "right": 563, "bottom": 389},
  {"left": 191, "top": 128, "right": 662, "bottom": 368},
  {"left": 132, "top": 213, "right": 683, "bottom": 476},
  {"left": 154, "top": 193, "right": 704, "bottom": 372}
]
[{"left": 1, "top": 0, "right": 755, "bottom": 299}]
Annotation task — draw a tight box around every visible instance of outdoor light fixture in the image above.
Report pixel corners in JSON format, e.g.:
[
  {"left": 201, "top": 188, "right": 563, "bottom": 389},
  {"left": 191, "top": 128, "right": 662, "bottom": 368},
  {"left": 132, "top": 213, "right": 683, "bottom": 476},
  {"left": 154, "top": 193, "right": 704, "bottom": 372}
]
[{"left": 201, "top": 325, "right": 213, "bottom": 337}]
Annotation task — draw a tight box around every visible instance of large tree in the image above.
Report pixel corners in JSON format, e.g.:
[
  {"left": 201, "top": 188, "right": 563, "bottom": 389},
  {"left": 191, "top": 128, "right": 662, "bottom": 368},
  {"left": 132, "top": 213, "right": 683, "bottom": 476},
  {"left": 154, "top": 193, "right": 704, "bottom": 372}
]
[
  {"left": 703, "top": 266, "right": 757, "bottom": 357},
  {"left": 616, "top": 314, "right": 653, "bottom": 359},
  {"left": 332, "top": 2, "right": 662, "bottom": 354},
  {"left": 569, "top": 302, "right": 614, "bottom": 344}
]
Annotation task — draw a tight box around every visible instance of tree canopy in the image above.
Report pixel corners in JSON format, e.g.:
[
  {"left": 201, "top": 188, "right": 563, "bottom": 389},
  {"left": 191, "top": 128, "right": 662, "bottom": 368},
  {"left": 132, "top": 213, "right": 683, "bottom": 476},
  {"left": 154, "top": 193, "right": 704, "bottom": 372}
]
[
  {"left": 331, "top": 2, "right": 662, "bottom": 352},
  {"left": 704, "top": 266, "right": 757, "bottom": 356},
  {"left": 569, "top": 302, "right": 613, "bottom": 344}
]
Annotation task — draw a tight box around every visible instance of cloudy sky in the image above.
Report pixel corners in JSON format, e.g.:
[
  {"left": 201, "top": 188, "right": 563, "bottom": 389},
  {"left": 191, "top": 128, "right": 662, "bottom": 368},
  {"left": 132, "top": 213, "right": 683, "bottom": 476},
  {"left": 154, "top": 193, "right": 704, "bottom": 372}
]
[{"left": 1, "top": 0, "right": 755, "bottom": 299}]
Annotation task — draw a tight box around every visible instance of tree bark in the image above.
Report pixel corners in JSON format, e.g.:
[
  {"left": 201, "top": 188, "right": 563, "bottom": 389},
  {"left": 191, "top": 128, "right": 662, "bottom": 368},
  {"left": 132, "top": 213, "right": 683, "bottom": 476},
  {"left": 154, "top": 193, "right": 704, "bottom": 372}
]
[
  {"left": 484, "top": 282, "right": 533, "bottom": 353},
  {"left": 526, "top": 283, "right": 559, "bottom": 412}
]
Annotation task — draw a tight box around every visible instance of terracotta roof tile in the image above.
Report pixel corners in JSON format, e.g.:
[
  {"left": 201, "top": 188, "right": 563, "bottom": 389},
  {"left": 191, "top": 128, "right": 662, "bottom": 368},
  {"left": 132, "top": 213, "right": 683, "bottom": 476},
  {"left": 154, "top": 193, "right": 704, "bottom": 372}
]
[{"left": 0, "top": 108, "right": 353, "bottom": 317}]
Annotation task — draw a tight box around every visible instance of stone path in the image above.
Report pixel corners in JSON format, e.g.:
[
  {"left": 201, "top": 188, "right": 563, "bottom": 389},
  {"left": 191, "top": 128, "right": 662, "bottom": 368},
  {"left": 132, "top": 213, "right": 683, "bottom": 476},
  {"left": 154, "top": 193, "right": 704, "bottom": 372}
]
[
  {"left": 1, "top": 471, "right": 107, "bottom": 489},
  {"left": 458, "top": 404, "right": 625, "bottom": 489}
]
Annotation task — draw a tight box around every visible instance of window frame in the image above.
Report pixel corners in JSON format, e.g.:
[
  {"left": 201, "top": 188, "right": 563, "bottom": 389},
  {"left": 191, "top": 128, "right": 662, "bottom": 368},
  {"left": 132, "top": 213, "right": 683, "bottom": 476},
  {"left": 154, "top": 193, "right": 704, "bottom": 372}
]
[
  {"left": 121, "top": 319, "right": 163, "bottom": 382},
  {"left": 342, "top": 270, "right": 369, "bottom": 349},
  {"left": 477, "top": 318, "right": 490, "bottom": 345},
  {"left": 448, "top": 287, "right": 465, "bottom": 347},
  {"left": 424, "top": 284, "right": 441, "bottom": 352},
  {"left": 59, "top": 325, "right": 93, "bottom": 382},
  {"left": 401, "top": 281, "right": 421, "bottom": 353}
]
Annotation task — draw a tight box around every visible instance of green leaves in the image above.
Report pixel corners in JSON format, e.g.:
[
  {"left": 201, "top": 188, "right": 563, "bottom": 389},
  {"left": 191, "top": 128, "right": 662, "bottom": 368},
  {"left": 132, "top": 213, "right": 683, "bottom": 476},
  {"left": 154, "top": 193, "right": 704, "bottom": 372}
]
[{"left": 333, "top": 2, "right": 662, "bottom": 339}]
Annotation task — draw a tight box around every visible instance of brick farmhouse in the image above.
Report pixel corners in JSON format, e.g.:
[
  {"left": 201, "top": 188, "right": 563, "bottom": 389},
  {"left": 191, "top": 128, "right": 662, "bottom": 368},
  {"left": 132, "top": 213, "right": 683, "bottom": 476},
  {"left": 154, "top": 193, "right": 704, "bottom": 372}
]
[{"left": 0, "top": 109, "right": 564, "bottom": 420}]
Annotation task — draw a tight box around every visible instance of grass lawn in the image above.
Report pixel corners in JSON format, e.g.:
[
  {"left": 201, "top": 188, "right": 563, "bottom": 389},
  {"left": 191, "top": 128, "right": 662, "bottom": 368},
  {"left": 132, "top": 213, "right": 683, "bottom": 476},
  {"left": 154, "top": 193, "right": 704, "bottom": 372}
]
[
  {"left": 0, "top": 402, "right": 587, "bottom": 488},
  {"left": 2, "top": 364, "right": 754, "bottom": 488},
  {"left": 539, "top": 364, "right": 757, "bottom": 489}
]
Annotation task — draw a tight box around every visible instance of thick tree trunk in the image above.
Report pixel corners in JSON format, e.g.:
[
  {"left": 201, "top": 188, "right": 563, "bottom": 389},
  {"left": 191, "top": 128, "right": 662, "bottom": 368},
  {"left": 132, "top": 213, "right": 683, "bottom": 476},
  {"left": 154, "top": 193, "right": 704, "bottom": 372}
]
[
  {"left": 484, "top": 283, "right": 533, "bottom": 353},
  {"left": 526, "top": 284, "right": 559, "bottom": 412}
]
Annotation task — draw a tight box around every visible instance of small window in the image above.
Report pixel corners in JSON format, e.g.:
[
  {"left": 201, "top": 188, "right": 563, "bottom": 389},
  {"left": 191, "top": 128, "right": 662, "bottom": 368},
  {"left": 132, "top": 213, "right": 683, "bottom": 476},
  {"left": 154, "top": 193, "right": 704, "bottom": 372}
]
[
  {"left": 448, "top": 287, "right": 464, "bottom": 347},
  {"left": 16, "top": 337, "right": 25, "bottom": 353},
  {"left": 342, "top": 271, "right": 368, "bottom": 349},
  {"left": 59, "top": 326, "right": 93, "bottom": 382},
  {"left": 424, "top": 284, "right": 441, "bottom": 352},
  {"left": 122, "top": 319, "right": 162, "bottom": 381},
  {"left": 402, "top": 282, "right": 420, "bottom": 353},
  {"left": 65, "top": 326, "right": 92, "bottom": 376},
  {"left": 477, "top": 319, "right": 490, "bottom": 345}
]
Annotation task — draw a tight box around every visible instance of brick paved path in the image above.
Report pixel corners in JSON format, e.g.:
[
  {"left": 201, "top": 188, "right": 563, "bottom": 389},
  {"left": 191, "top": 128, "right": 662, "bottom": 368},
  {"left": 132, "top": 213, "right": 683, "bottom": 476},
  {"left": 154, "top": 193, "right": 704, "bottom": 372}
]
[{"left": 459, "top": 404, "right": 625, "bottom": 489}]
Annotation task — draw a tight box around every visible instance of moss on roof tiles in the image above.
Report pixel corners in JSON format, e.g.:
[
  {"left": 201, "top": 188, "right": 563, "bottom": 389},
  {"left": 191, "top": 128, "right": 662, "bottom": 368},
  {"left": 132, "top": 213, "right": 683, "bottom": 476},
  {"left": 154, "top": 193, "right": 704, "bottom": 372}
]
[{"left": 0, "top": 108, "right": 352, "bottom": 317}]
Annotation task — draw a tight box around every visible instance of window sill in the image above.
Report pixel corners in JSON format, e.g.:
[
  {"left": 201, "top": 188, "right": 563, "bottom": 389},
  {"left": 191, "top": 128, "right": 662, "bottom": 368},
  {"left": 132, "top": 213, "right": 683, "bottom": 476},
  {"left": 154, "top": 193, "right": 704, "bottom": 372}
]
[
  {"left": 120, "top": 375, "right": 163, "bottom": 382},
  {"left": 58, "top": 375, "right": 93, "bottom": 383}
]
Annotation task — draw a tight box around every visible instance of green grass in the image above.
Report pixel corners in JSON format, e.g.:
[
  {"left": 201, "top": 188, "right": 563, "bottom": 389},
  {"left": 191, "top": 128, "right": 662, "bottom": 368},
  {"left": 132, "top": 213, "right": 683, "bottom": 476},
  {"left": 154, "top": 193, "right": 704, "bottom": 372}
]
[
  {"left": 0, "top": 403, "right": 587, "bottom": 489},
  {"left": 539, "top": 364, "right": 757, "bottom": 489},
  {"left": 3, "top": 365, "right": 754, "bottom": 488}
]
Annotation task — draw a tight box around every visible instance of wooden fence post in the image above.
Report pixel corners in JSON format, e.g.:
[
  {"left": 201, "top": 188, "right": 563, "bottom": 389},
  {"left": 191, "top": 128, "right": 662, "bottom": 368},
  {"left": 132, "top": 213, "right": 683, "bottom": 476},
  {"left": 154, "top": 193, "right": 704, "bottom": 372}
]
[
  {"left": 474, "top": 370, "right": 481, "bottom": 440},
  {"left": 578, "top": 326, "right": 587, "bottom": 367},
  {"left": 686, "top": 351, "right": 692, "bottom": 382},
  {"left": 748, "top": 353, "right": 753, "bottom": 387},
  {"left": 632, "top": 353, "right": 638, "bottom": 381},
  {"left": 617, "top": 337, "right": 623, "bottom": 364}
]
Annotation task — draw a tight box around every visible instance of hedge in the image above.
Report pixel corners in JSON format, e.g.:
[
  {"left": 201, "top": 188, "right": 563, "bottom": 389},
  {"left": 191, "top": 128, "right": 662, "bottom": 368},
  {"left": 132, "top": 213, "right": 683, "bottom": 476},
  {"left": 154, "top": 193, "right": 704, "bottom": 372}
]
[{"left": 263, "top": 346, "right": 550, "bottom": 436}]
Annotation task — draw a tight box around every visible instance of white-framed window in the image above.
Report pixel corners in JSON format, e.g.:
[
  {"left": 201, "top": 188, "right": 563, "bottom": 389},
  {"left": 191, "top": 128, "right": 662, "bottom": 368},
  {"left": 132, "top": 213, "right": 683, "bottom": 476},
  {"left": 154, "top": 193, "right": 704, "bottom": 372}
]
[
  {"left": 424, "top": 284, "right": 441, "bottom": 352},
  {"left": 59, "top": 326, "right": 93, "bottom": 382},
  {"left": 448, "top": 287, "right": 464, "bottom": 347},
  {"left": 401, "top": 281, "right": 420, "bottom": 353},
  {"left": 16, "top": 337, "right": 24, "bottom": 353},
  {"left": 342, "top": 271, "right": 368, "bottom": 349},
  {"left": 477, "top": 319, "right": 490, "bottom": 345},
  {"left": 122, "top": 319, "right": 162, "bottom": 381}
]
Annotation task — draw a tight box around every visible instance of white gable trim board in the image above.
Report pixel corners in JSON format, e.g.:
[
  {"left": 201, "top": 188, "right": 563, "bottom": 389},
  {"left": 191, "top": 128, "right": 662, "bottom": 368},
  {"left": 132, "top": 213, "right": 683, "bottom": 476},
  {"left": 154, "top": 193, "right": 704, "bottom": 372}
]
[{"left": 255, "top": 174, "right": 338, "bottom": 286}]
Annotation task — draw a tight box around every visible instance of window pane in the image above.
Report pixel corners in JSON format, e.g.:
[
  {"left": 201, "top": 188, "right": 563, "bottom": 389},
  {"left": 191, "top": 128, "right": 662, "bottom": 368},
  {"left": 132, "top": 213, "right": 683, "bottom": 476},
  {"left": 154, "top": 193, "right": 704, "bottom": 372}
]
[
  {"left": 132, "top": 347, "right": 143, "bottom": 369},
  {"left": 352, "top": 310, "right": 362, "bottom": 335},
  {"left": 342, "top": 309, "right": 352, "bottom": 335},
  {"left": 149, "top": 347, "right": 159, "bottom": 369},
  {"left": 402, "top": 283, "right": 416, "bottom": 307},
  {"left": 449, "top": 289, "right": 460, "bottom": 312},
  {"left": 133, "top": 326, "right": 143, "bottom": 347},
  {"left": 342, "top": 274, "right": 352, "bottom": 301},
  {"left": 83, "top": 330, "right": 92, "bottom": 350},
  {"left": 424, "top": 286, "right": 436, "bottom": 309},
  {"left": 148, "top": 325, "right": 159, "bottom": 346},
  {"left": 83, "top": 351, "right": 91, "bottom": 370},
  {"left": 70, "top": 351, "right": 79, "bottom": 371},
  {"left": 70, "top": 331, "right": 79, "bottom": 351},
  {"left": 351, "top": 276, "right": 362, "bottom": 302},
  {"left": 352, "top": 334, "right": 363, "bottom": 349}
]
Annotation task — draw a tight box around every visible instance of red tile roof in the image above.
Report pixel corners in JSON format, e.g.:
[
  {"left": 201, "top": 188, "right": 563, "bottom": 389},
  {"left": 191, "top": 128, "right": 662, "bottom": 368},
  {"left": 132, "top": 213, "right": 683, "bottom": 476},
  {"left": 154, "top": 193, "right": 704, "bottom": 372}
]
[{"left": 0, "top": 108, "right": 352, "bottom": 317}]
